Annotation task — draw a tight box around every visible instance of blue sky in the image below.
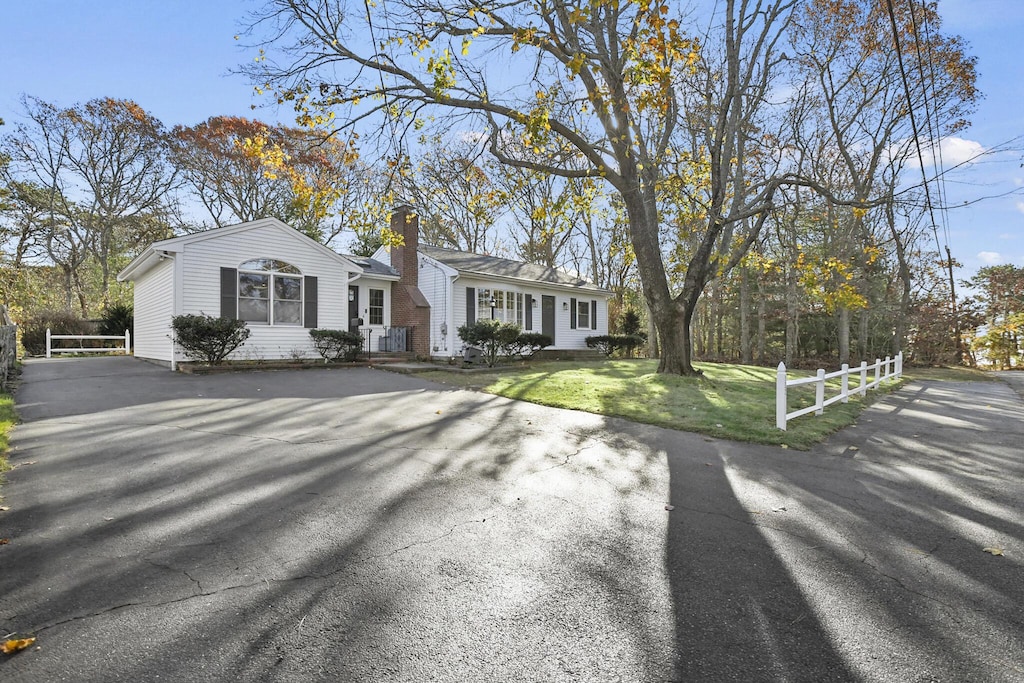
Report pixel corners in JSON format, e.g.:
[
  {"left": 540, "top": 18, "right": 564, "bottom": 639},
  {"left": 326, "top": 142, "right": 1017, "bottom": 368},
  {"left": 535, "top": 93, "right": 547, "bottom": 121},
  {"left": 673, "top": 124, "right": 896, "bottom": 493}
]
[{"left": 1, "top": 0, "right": 1021, "bottom": 277}]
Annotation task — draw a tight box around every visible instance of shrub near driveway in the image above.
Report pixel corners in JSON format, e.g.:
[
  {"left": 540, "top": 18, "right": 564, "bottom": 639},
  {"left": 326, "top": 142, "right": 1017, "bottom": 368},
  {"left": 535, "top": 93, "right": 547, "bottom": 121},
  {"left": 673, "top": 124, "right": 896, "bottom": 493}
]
[{"left": 420, "top": 359, "right": 904, "bottom": 449}]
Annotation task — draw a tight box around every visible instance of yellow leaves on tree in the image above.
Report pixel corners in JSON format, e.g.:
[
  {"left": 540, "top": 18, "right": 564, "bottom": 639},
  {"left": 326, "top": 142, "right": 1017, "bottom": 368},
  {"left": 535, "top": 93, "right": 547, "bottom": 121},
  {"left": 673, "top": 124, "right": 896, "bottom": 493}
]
[
  {"left": 796, "top": 250, "right": 867, "bottom": 313},
  {"left": 237, "top": 130, "right": 362, "bottom": 241}
]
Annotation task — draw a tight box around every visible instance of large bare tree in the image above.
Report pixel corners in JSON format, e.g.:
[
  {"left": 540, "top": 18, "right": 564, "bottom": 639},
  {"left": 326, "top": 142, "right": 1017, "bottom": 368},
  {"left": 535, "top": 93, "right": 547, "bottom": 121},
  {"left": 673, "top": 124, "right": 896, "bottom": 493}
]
[{"left": 247, "top": 0, "right": 802, "bottom": 374}]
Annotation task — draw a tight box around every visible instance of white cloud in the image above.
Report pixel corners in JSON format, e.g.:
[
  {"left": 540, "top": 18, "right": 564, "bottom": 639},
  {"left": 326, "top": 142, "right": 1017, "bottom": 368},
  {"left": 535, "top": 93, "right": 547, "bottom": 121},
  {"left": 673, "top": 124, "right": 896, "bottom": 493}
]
[
  {"left": 1000, "top": 233, "right": 1017, "bottom": 240},
  {"left": 939, "top": 137, "right": 986, "bottom": 166},
  {"left": 900, "top": 136, "right": 985, "bottom": 170},
  {"left": 1016, "top": 201, "right": 1024, "bottom": 215},
  {"left": 977, "top": 251, "right": 1003, "bottom": 264}
]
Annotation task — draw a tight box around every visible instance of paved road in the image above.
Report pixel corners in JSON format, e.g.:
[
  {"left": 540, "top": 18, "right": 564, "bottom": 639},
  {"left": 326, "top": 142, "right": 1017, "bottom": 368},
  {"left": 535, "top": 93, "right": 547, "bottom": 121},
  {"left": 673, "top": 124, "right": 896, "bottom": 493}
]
[{"left": 1, "top": 357, "right": 1021, "bottom": 682}]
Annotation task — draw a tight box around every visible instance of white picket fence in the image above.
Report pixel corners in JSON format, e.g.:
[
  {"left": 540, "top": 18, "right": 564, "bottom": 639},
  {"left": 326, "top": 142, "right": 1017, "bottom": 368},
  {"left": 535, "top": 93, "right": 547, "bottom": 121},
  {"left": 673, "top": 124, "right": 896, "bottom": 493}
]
[
  {"left": 46, "top": 328, "right": 131, "bottom": 358},
  {"left": 776, "top": 352, "right": 903, "bottom": 430}
]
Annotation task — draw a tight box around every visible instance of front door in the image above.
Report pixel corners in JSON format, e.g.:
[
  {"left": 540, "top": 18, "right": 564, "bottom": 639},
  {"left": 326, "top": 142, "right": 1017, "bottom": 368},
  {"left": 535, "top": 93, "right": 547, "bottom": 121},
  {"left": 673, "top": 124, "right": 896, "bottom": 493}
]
[
  {"left": 542, "top": 295, "right": 555, "bottom": 342},
  {"left": 348, "top": 285, "right": 360, "bottom": 332}
]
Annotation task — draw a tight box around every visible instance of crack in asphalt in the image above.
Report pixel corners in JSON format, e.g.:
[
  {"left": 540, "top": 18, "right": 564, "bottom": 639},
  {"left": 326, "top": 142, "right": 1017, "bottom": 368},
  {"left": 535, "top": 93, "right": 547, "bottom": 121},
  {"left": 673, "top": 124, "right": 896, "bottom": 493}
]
[
  {"left": 857, "top": 553, "right": 966, "bottom": 626},
  {"left": 23, "top": 516, "right": 495, "bottom": 636},
  {"left": 33, "top": 418, "right": 412, "bottom": 447}
]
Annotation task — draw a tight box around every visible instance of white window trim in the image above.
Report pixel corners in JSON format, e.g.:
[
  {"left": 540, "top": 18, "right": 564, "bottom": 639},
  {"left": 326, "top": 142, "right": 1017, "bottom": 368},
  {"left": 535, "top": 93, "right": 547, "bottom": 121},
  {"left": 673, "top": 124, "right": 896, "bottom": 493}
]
[{"left": 238, "top": 259, "right": 303, "bottom": 326}]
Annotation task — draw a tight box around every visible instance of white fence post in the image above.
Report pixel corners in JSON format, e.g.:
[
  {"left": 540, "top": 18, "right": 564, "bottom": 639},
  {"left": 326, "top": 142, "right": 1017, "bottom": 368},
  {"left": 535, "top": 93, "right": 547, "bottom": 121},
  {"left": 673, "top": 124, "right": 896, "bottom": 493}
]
[
  {"left": 841, "top": 363, "right": 849, "bottom": 403},
  {"left": 814, "top": 369, "right": 826, "bottom": 415},
  {"left": 860, "top": 361, "right": 868, "bottom": 396},
  {"left": 46, "top": 328, "right": 51, "bottom": 358},
  {"left": 776, "top": 362, "right": 787, "bottom": 431},
  {"left": 874, "top": 358, "right": 881, "bottom": 388},
  {"left": 896, "top": 351, "right": 903, "bottom": 377},
  {"left": 125, "top": 329, "right": 131, "bottom": 354}
]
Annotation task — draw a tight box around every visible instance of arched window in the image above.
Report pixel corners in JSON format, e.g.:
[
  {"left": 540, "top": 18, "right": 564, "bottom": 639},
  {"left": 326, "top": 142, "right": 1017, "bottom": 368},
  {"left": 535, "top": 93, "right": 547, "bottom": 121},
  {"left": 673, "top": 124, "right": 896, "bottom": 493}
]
[{"left": 237, "top": 259, "right": 303, "bottom": 325}]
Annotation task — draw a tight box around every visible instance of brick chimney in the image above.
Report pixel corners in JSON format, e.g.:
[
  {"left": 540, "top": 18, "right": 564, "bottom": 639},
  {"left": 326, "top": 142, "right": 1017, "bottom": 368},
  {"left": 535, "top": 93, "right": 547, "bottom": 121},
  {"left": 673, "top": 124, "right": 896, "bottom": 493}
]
[{"left": 388, "top": 205, "right": 431, "bottom": 357}]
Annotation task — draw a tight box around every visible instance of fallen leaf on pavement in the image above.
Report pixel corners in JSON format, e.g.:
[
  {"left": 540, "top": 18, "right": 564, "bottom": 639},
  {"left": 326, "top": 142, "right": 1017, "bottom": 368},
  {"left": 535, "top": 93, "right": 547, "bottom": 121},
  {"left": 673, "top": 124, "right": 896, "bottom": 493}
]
[
  {"left": 849, "top": 446, "right": 859, "bottom": 451},
  {"left": 1, "top": 637, "right": 35, "bottom": 655},
  {"left": 0, "top": 539, "right": 9, "bottom": 545},
  {"left": 0, "top": 506, "right": 9, "bottom": 512},
  {"left": 982, "top": 547, "right": 1004, "bottom": 556},
  {"left": 664, "top": 504, "right": 675, "bottom": 511},
  {"left": 772, "top": 506, "right": 787, "bottom": 513},
  {"left": 435, "top": 410, "right": 442, "bottom": 414}
]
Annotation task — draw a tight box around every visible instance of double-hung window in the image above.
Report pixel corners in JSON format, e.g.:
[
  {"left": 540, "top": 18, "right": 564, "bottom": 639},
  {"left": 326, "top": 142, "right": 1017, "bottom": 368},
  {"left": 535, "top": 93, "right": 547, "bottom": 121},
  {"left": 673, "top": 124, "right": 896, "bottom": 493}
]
[
  {"left": 368, "top": 288, "right": 384, "bottom": 325},
  {"left": 477, "top": 288, "right": 522, "bottom": 325},
  {"left": 237, "top": 259, "right": 303, "bottom": 325},
  {"left": 577, "top": 300, "right": 590, "bottom": 329}
]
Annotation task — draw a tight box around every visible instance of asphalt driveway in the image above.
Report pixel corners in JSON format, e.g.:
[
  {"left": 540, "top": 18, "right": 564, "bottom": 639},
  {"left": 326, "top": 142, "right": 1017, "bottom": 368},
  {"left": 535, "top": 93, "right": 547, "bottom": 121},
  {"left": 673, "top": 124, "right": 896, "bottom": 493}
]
[{"left": 1, "top": 357, "right": 1021, "bottom": 682}]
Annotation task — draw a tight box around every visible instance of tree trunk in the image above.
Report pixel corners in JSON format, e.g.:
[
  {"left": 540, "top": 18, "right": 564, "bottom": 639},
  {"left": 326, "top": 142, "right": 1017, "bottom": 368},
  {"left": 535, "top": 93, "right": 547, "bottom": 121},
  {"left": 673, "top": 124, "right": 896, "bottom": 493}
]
[
  {"left": 859, "top": 308, "right": 869, "bottom": 361},
  {"left": 756, "top": 278, "right": 766, "bottom": 363},
  {"left": 740, "top": 267, "right": 752, "bottom": 364},
  {"left": 785, "top": 264, "right": 799, "bottom": 365},
  {"left": 695, "top": 300, "right": 707, "bottom": 357},
  {"left": 838, "top": 306, "right": 850, "bottom": 364},
  {"left": 644, "top": 297, "right": 660, "bottom": 359},
  {"left": 622, "top": 186, "right": 697, "bottom": 373}
]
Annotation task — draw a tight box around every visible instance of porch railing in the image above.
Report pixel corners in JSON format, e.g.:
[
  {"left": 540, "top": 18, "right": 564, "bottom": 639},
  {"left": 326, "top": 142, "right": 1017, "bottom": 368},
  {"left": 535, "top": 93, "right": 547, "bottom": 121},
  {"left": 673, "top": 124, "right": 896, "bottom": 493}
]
[{"left": 357, "top": 326, "right": 413, "bottom": 355}]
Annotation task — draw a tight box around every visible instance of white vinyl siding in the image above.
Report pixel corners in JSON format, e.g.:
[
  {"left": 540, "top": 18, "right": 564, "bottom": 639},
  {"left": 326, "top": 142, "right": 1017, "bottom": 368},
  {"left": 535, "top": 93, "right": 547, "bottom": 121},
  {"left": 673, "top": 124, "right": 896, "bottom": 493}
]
[
  {"left": 452, "top": 276, "right": 609, "bottom": 352},
  {"left": 417, "top": 257, "right": 456, "bottom": 355},
  {"left": 132, "top": 256, "right": 174, "bottom": 361},
  {"left": 178, "top": 223, "right": 355, "bottom": 361},
  {"left": 346, "top": 275, "right": 393, "bottom": 348}
]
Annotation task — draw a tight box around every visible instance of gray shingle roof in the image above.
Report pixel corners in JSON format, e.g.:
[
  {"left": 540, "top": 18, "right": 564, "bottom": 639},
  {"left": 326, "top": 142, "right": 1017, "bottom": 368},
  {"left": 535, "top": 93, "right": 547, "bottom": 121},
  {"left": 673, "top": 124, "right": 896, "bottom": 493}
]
[
  {"left": 343, "top": 255, "right": 399, "bottom": 278},
  {"left": 419, "top": 245, "right": 607, "bottom": 292}
]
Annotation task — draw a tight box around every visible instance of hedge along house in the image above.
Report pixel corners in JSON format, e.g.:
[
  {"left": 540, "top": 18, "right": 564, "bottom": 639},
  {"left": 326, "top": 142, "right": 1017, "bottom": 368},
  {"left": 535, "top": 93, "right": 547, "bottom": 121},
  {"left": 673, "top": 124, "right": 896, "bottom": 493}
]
[
  {"left": 117, "top": 217, "right": 398, "bottom": 366},
  {"left": 374, "top": 206, "right": 612, "bottom": 359}
]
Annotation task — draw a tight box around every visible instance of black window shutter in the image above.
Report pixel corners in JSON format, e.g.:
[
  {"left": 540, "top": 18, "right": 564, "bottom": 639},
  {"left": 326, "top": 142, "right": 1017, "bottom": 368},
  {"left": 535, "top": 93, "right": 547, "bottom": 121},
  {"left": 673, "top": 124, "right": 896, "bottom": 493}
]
[
  {"left": 466, "top": 287, "right": 476, "bottom": 324},
  {"left": 570, "top": 297, "right": 577, "bottom": 329},
  {"left": 525, "top": 294, "right": 533, "bottom": 330},
  {"left": 220, "top": 267, "right": 237, "bottom": 319},
  {"left": 304, "top": 276, "right": 318, "bottom": 328},
  {"left": 591, "top": 300, "right": 597, "bottom": 330}
]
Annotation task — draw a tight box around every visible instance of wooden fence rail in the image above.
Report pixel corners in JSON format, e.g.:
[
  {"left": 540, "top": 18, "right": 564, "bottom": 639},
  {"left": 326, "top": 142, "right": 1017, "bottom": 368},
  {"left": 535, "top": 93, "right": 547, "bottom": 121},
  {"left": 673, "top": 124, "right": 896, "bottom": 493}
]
[{"left": 46, "top": 329, "right": 131, "bottom": 358}]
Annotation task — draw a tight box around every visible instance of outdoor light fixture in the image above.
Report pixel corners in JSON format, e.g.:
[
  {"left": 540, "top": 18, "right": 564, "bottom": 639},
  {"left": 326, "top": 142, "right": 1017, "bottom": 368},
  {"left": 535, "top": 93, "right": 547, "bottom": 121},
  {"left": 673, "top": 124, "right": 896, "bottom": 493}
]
[
  {"left": 562, "top": 302, "right": 569, "bottom": 311},
  {"left": 489, "top": 296, "right": 497, "bottom": 319},
  {"left": 348, "top": 290, "right": 355, "bottom": 301}
]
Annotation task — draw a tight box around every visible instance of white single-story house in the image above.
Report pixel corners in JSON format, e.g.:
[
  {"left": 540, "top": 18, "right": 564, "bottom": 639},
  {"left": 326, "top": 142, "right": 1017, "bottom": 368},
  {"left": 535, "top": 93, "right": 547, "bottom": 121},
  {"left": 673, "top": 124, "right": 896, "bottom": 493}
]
[
  {"left": 117, "top": 207, "right": 611, "bottom": 365},
  {"left": 371, "top": 208, "right": 611, "bottom": 358}
]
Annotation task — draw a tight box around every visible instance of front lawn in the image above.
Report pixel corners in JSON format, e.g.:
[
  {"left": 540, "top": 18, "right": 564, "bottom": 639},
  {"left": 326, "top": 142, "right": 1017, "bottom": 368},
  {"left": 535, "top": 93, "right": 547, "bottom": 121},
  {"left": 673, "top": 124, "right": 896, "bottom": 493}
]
[
  {"left": 0, "top": 393, "right": 14, "bottom": 495},
  {"left": 420, "top": 359, "right": 905, "bottom": 449}
]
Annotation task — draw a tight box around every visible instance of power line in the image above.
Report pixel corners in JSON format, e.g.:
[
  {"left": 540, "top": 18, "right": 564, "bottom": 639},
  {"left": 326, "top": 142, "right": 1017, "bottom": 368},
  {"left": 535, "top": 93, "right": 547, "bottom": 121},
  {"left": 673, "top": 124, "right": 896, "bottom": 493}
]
[{"left": 883, "top": 0, "right": 962, "bottom": 362}]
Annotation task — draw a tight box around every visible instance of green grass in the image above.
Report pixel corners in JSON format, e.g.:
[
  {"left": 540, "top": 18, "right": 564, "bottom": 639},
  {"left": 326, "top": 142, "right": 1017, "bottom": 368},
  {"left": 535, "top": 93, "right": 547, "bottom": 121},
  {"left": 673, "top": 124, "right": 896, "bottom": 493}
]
[
  {"left": 420, "top": 359, "right": 906, "bottom": 449},
  {"left": 902, "top": 365, "right": 996, "bottom": 382},
  {"left": 0, "top": 393, "right": 14, "bottom": 495}
]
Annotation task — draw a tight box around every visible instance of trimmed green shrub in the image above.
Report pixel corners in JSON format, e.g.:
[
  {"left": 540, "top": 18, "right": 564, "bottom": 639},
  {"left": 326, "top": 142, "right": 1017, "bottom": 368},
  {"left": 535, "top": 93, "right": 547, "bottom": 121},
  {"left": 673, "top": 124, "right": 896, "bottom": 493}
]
[
  {"left": 586, "top": 334, "right": 645, "bottom": 358},
  {"left": 19, "top": 309, "right": 93, "bottom": 356},
  {"left": 171, "top": 314, "right": 251, "bottom": 365},
  {"left": 309, "top": 329, "right": 363, "bottom": 362},
  {"left": 510, "top": 332, "right": 553, "bottom": 359},
  {"left": 458, "top": 319, "right": 522, "bottom": 367},
  {"left": 98, "top": 303, "right": 134, "bottom": 339}
]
